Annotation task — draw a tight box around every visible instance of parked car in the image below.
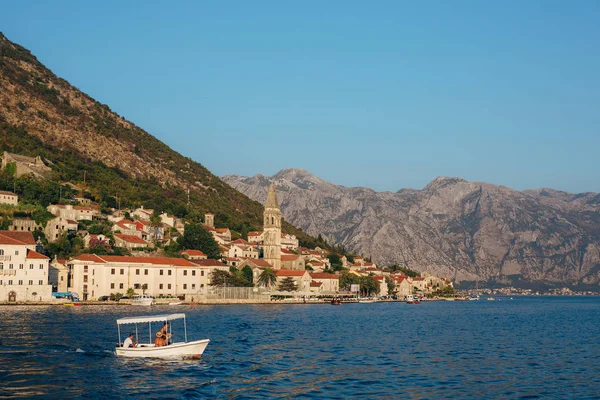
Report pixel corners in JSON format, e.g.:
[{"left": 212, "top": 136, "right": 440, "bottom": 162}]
[{"left": 98, "top": 295, "right": 110, "bottom": 302}]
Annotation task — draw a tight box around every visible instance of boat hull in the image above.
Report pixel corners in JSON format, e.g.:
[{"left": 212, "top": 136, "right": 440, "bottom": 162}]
[{"left": 116, "top": 339, "right": 210, "bottom": 359}]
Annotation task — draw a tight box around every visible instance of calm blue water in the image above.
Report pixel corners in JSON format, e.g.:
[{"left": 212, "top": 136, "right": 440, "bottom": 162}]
[{"left": 1, "top": 297, "right": 599, "bottom": 399}]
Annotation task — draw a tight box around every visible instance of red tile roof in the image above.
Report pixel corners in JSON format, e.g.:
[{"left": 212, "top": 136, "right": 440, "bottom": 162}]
[
  {"left": 276, "top": 269, "right": 306, "bottom": 277},
  {"left": 71, "top": 254, "right": 197, "bottom": 266},
  {"left": 310, "top": 281, "right": 322, "bottom": 287},
  {"left": 310, "top": 273, "right": 339, "bottom": 279},
  {"left": 190, "top": 259, "right": 228, "bottom": 267},
  {"left": 215, "top": 228, "right": 229, "bottom": 233},
  {"left": 114, "top": 234, "right": 147, "bottom": 244},
  {"left": 248, "top": 231, "right": 262, "bottom": 236},
  {"left": 0, "top": 231, "right": 36, "bottom": 245},
  {"left": 309, "top": 261, "right": 324, "bottom": 266},
  {"left": 180, "top": 249, "right": 206, "bottom": 256},
  {"left": 413, "top": 277, "right": 425, "bottom": 281},
  {"left": 26, "top": 249, "right": 49, "bottom": 260}
]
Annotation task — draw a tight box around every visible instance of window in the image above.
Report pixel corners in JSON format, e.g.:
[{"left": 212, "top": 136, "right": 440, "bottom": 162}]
[
  {"left": 84, "top": 265, "right": 88, "bottom": 272},
  {"left": 18, "top": 280, "right": 23, "bottom": 285},
  {"left": 192, "top": 270, "right": 196, "bottom": 276},
  {"left": 201, "top": 271, "right": 204, "bottom": 277},
  {"left": 120, "top": 283, "right": 124, "bottom": 289},
  {"left": 168, "top": 284, "right": 171, "bottom": 289},
  {"left": 111, "top": 268, "right": 115, "bottom": 275},
  {"left": 160, "top": 269, "right": 163, "bottom": 275},
  {"left": 29, "top": 280, "right": 33, "bottom": 285},
  {"left": 39, "top": 264, "right": 44, "bottom": 269},
  {"left": 184, "top": 270, "right": 187, "bottom": 276},
  {"left": 159, "top": 284, "right": 163, "bottom": 289},
  {"left": 120, "top": 269, "right": 124, "bottom": 275},
  {"left": 0, "top": 250, "right": 3, "bottom": 255},
  {"left": 134, "top": 284, "right": 140, "bottom": 289},
  {"left": 93, "top": 269, "right": 95, "bottom": 275},
  {"left": 9, "top": 264, "right": 13, "bottom": 269},
  {"left": 15, "top": 251, "right": 18, "bottom": 255},
  {"left": 200, "top": 284, "right": 204, "bottom": 288},
  {"left": 0, "top": 263, "right": 3, "bottom": 270},
  {"left": 83, "top": 275, "right": 88, "bottom": 283},
  {"left": 111, "top": 283, "right": 115, "bottom": 289},
  {"left": 39, "top": 280, "right": 43, "bottom": 285},
  {"left": 136, "top": 269, "right": 140, "bottom": 275},
  {"left": 183, "top": 284, "right": 187, "bottom": 290},
  {"left": 92, "top": 279, "right": 94, "bottom": 285},
  {"left": 168, "top": 270, "right": 172, "bottom": 276},
  {"left": 8, "top": 280, "right": 12, "bottom": 285},
  {"left": 192, "top": 284, "right": 196, "bottom": 289},
  {"left": 144, "top": 269, "right": 148, "bottom": 275},
  {"left": 83, "top": 284, "right": 88, "bottom": 292}
]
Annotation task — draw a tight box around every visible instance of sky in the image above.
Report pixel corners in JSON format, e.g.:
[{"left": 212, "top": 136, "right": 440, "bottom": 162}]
[{"left": 1, "top": 1, "right": 599, "bottom": 193}]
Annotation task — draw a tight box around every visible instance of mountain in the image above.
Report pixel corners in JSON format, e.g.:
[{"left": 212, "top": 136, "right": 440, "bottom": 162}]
[
  {"left": 0, "top": 32, "right": 318, "bottom": 245},
  {"left": 223, "top": 169, "right": 600, "bottom": 288}
]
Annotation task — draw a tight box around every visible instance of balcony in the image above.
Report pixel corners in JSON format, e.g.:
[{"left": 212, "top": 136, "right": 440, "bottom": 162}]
[
  {"left": 0, "top": 255, "right": 12, "bottom": 262},
  {"left": 0, "top": 270, "right": 16, "bottom": 276}
]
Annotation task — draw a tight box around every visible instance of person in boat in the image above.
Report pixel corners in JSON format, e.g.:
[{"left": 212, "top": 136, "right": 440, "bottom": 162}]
[
  {"left": 123, "top": 333, "right": 137, "bottom": 348},
  {"left": 154, "top": 333, "right": 167, "bottom": 347},
  {"left": 156, "top": 322, "right": 172, "bottom": 345}
]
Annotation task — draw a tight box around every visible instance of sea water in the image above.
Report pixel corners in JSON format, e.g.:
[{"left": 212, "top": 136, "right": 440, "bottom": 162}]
[{"left": 0, "top": 297, "right": 599, "bottom": 399}]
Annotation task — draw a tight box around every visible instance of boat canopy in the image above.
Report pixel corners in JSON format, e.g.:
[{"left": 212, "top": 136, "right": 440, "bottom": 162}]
[{"left": 117, "top": 313, "right": 186, "bottom": 325}]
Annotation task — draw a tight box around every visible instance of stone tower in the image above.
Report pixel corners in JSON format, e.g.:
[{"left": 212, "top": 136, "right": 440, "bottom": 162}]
[
  {"left": 204, "top": 213, "right": 214, "bottom": 228},
  {"left": 263, "top": 183, "right": 282, "bottom": 269}
]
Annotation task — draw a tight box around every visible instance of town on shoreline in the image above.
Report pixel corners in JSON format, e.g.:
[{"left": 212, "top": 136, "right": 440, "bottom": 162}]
[{"left": 1, "top": 151, "right": 596, "bottom": 305}]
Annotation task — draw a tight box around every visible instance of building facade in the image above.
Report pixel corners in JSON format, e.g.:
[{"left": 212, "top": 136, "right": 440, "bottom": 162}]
[
  {"left": 69, "top": 254, "right": 228, "bottom": 301},
  {"left": 0, "top": 231, "right": 52, "bottom": 302}
]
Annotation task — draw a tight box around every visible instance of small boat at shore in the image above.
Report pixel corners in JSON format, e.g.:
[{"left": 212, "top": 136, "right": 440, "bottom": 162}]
[
  {"left": 168, "top": 301, "right": 184, "bottom": 306},
  {"left": 131, "top": 294, "right": 154, "bottom": 306},
  {"left": 115, "top": 313, "right": 209, "bottom": 359}
]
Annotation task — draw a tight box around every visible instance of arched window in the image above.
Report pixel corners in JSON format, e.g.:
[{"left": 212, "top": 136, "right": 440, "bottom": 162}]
[
  {"left": 0, "top": 249, "right": 4, "bottom": 255},
  {"left": 271, "top": 217, "right": 274, "bottom": 225}
]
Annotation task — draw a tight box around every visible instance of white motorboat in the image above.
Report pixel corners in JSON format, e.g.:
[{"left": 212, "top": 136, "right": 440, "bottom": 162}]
[
  {"left": 115, "top": 313, "right": 209, "bottom": 359},
  {"left": 168, "top": 301, "right": 184, "bottom": 306},
  {"left": 131, "top": 294, "right": 154, "bottom": 306}
]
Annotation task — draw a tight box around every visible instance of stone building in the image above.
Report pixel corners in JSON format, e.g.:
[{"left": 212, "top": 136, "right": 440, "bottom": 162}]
[
  {"left": 0, "top": 191, "right": 18, "bottom": 205},
  {"left": 1, "top": 151, "right": 51, "bottom": 179},
  {"left": 263, "top": 183, "right": 282, "bottom": 269}
]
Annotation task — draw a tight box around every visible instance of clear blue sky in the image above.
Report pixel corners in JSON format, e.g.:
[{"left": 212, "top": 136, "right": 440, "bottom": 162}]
[{"left": 2, "top": 1, "right": 599, "bottom": 193}]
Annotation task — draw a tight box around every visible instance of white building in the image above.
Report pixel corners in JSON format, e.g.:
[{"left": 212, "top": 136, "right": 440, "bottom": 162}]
[
  {"left": 0, "top": 191, "right": 18, "bottom": 205},
  {"left": 0, "top": 231, "right": 52, "bottom": 302},
  {"left": 47, "top": 204, "right": 99, "bottom": 221},
  {"left": 69, "top": 254, "right": 228, "bottom": 301}
]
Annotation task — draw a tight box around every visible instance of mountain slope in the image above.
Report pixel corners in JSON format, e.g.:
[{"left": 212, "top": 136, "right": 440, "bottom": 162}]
[
  {"left": 223, "top": 169, "right": 600, "bottom": 288},
  {"left": 0, "top": 32, "right": 316, "bottom": 245}
]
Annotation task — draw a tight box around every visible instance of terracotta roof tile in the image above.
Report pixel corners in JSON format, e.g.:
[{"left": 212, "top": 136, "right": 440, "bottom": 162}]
[
  {"left": 0, "top": 231, "right": 36, "bottom": 245},
  {"left": 114, "top": 234, "right": 147, "bottom": 244},
  {"left": 310, "top": 273, "right": 339, "bottom": 279},
  {"left": 26, "top": 249, "right": 49, "bottom": 260}
]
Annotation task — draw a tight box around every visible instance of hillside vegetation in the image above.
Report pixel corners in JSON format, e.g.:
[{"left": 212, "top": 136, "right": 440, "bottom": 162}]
[{"left": 0, "top": 32, "right": 321, "bottom": 248}]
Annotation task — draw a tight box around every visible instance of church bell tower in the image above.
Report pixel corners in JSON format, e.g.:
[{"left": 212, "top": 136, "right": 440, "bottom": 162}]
[{"left": 263, "top": 183, "right": 282, "bottom": 269}]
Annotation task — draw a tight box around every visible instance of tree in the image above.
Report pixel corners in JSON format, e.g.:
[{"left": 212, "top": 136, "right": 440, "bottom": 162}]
[
  {"left": 360, "top": 276, "right": 380, "bottom": 296},
  {"left": 386, "top": 276, "right": 395, "bottom": 295},
  {"left": 127, "top": 287, "right": 135, "bottom": 297},
  {"left": 339, "top": 271, "right": 360, "bottom": 291},
  {"left": 278, "top": 277, "right": 297, "bottom": 292},
  {"left": 149, "top": 210, "right": 162, "bottom": 243},
  {"left": 241, "top": 265, "right": 253, "bottom": 285},
  {"left": 178, "top": 223, "right": 220, "bottom": 259},
  {"left": 142, "top": 283, "right": 148, "bottom": 294},
  {"left": 327, "top": 253, "right": 343, "bottom": 271},
  {"left": 257, "top": 267, "right": 277, "bottom": 288},
  {"left": 210, "top": 269, "right": 230, "bottom": 286}
]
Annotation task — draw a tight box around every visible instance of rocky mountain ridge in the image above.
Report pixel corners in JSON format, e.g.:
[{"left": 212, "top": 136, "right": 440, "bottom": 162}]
[{"left": 224, "top": 169, "right": 600, "bottom": 287}]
